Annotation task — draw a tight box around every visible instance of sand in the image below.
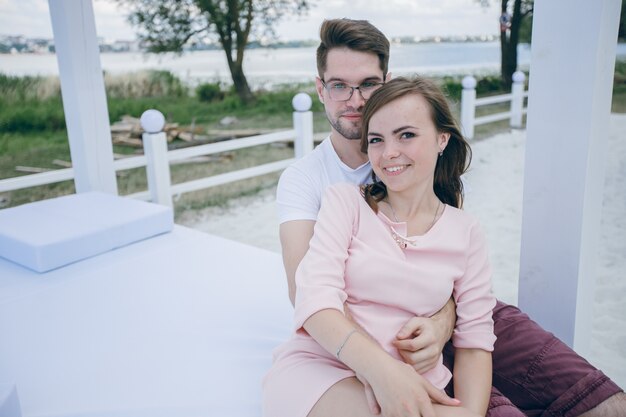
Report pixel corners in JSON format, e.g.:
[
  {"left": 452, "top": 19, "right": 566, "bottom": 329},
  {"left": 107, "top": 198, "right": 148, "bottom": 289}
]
[{"left": 178, "top": 114, "right": 626, "bottom": 390}]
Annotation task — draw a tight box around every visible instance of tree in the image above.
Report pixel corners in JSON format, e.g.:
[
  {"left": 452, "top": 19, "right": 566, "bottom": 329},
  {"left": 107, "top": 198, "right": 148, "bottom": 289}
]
[
  {"left": 479, "top": 0, "right": 534, "bottom": 90},
  {"left": 118, "top": 0, "right": 312, "bottom": 104}
]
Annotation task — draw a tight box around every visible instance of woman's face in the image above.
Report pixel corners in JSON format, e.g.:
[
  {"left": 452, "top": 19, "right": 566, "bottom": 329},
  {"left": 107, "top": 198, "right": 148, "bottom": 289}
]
[{"left": 366, "top": 94, "right": 449, "bottom": 194}]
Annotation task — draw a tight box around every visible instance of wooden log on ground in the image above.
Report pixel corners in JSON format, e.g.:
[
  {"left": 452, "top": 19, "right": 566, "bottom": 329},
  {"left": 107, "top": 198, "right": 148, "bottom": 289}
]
[
  {"left": 15, "top": 166, "right": 52, "bottom": 173},
  {"left": 53, "top": 159, "right": 72, "bottom": 168}
]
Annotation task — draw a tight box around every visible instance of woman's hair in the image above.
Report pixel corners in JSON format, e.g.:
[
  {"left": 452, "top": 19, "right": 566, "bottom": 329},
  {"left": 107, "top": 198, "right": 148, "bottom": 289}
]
[
  {"left": 360, "top": 76, "right": 472, "bottom": 210},
  {"left": 316, "top": 19, "right": 390, "bottom": 79}
]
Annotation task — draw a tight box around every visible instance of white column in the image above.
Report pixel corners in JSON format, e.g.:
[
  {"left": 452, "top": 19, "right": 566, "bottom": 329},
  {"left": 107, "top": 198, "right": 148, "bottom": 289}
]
[
  {"left": 48, "top": 0, "right": 117, "bottom": 194},
  {"left": 518, "top": 0, "right": 621, "bottom": 357}
]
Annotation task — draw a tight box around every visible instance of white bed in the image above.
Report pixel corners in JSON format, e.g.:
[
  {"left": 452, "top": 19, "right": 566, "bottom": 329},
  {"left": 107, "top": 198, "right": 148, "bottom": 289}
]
[{"left": 0, "top": 197, "right": 293, "bottom": 417}]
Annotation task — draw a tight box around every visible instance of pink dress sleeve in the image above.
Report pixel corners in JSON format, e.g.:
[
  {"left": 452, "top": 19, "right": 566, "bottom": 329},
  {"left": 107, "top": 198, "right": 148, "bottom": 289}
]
[
  {"left": 293, "top": 183, "right": 360, "bottom": 330},
  {"left": 452, "top": 220, "right": 497, "bottom": 351}
]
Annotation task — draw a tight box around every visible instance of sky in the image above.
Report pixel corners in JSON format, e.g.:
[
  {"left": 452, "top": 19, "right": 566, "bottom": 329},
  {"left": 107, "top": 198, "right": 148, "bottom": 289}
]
[{"left": 0, "top": 0, "right": 502, "bottom": 42}]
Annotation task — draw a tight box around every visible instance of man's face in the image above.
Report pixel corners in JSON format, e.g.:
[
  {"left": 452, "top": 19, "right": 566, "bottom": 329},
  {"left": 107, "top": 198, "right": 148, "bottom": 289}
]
[{"left": 316, "top": 47, "right": 385, "bottom": 141}]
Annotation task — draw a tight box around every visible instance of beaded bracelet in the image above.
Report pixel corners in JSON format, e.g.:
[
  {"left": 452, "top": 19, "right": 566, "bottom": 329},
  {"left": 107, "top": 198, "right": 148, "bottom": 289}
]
[{"left": 336, "top": 328, "right": 358, "bottom": 359}]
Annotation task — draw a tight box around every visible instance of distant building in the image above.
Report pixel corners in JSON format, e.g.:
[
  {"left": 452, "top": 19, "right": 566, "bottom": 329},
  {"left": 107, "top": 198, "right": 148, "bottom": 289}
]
[
  {"left": 0, "top": 34, "right": 141, "bottom": 54},
  {"left": 99, "top": 39, "right": 141, "bottom": 53}
]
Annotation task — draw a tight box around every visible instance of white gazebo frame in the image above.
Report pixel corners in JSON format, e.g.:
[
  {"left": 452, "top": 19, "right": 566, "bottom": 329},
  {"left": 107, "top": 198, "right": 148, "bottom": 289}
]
[{"left": 47, "top": 0, "right": 621, "bottom": 363}]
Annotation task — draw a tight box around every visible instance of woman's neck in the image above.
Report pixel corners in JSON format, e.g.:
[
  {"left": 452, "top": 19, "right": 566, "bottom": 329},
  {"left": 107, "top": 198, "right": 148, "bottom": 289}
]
[{"left": 384, "top": 188, "right": 442, "bottom": 236}]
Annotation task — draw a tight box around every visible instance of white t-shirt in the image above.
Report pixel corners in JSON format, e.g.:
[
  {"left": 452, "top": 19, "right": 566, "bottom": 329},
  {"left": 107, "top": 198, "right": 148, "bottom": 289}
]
[{"left": 276, "top": 136, "right": 372, "bottom": 223}]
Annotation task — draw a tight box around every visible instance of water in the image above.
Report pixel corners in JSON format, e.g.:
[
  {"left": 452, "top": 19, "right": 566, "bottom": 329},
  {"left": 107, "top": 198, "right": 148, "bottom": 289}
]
[{"left": 1, "top": 42, "right": 625, "bottom": 87}]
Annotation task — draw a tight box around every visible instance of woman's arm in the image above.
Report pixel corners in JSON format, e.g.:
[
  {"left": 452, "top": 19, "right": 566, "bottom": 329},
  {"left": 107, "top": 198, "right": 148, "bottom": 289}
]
[
  {"left": 451, "top": 220, "right": 497, "bottom": 415},
  {"left": 453, "top": 348, "right": 492, "bottom": 416},
  {"left": 303, "top": 308, "right": 459, "bottom": 417}
]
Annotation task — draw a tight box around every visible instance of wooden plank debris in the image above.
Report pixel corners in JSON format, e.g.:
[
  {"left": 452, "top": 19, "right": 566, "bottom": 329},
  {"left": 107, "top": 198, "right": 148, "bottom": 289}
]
[
  {"left": 52, "top": 159, "right": 72, "bottom": 168},
  {"left": 15, "top": 166, "right": 52, "bottom": 173},
  {"left": 110, "top": 115, "right": 212, "bottom": 147}
]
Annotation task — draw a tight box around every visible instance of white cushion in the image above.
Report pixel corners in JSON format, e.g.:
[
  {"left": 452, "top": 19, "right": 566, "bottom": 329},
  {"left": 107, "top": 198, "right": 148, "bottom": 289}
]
[{"left": 0, "top": 192, "right": 173, "bottom": 272}]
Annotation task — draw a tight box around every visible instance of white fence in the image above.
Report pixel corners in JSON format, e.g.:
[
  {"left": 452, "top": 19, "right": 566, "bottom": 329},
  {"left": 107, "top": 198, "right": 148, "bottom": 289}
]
[
  {"left": 1, "top": 78, "right": 528, "bottom": 206},
  {"left": 0, "top": 93, "right": 314, "bottom": 207},
  {"left": 461, "top": 70, "right": 528, "bottom": 139}
]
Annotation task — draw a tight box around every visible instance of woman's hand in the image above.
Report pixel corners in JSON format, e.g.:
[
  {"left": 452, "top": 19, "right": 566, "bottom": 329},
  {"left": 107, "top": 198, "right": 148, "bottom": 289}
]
[
  {"left": 355, "top": 371, "right": 381, "bottom": 415},
  {"left": 367, "top": 358, "right": 460, "bottom": 417},
  {"left": 303, "top": 309, "right": 459, "bottom": 416}
]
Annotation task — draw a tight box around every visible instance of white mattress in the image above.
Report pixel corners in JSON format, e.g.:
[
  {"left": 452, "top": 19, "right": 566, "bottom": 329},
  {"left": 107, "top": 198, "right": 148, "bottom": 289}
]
[{"left": 0, "top": 225, "right": 293, "bottom": 417}]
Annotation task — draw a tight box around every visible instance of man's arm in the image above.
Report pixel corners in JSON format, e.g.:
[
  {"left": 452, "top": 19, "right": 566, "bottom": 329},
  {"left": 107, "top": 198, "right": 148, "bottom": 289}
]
[
  {"left": 431, "top": 297, "right": 456, "bottom": 341},
  {"left": 279, "top": 220, "right": 315, "bottom": 306},
  {"left": 393, "top": 297, "right": 456, "bottom": 373}
]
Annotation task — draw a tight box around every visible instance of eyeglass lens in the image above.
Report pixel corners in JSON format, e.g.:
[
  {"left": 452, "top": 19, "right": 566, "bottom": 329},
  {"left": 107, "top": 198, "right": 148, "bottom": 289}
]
[{"left": 326, "top": 82, "right": 383, "bottom": 101}]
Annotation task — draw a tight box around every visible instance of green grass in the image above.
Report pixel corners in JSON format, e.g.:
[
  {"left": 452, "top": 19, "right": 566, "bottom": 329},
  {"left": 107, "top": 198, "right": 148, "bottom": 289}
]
[
  {"left": 0, "top": 131, "right": 69, "bottom": 178},
  {"left": 0, "top": 71, "right": 324, "bottom": 209}
]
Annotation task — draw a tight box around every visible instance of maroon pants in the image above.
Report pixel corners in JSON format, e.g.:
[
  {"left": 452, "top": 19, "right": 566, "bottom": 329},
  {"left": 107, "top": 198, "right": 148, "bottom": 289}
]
[{"left": 443, "top": 301, "right": 623, "bottom": 417}]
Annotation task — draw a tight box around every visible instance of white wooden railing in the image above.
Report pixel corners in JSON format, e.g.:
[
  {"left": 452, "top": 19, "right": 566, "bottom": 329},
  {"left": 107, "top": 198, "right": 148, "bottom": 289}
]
[
  {"left": 0, "top": 93, "right": 314, "bottom": 206},
  {"left": 1, "top": 78, "right": 526, "bottom": 206},
  {"left": 460, "top": 70, "right": 528, "bottom": 139}
]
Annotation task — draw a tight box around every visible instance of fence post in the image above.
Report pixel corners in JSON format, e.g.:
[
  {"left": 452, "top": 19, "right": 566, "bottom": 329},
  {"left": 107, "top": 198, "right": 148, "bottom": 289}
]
[
  {"left": 292, "top": 93, "right": 314, "bottom": 158},
  {"left": 510, "top": 71, "right": 526, "bottom": 128},
  {"left": 140, "top": 109, "right": 173, "bottom": 207},
  {"left": 461, "top": 76, "right": 477, "bottom": 140}
]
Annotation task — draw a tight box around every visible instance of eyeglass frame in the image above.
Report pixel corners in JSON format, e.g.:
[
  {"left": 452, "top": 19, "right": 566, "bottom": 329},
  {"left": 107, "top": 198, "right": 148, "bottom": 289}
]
[{"left": 319, "top": 79, "right": 385, "bottom": 102}]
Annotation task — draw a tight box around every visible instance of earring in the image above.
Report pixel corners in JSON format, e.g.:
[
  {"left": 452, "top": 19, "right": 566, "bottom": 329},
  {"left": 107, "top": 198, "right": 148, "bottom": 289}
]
[{"left": 438, "top": 150, "right": 443, "bottom": 157}]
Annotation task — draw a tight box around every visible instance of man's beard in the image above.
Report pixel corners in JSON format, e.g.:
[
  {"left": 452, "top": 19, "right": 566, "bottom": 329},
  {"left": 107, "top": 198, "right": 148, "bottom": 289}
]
[{"left": 327, "top": 112, "right": 362, "bottom": 140}]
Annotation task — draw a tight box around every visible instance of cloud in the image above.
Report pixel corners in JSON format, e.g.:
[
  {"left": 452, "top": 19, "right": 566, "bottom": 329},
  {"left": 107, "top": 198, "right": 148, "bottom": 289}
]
[
  {"left": 275, "top": 0, "right": 501, "bottom": 40},
  {"left": 0, "top": 0, "right": 52, "bottom": 37},
  {"left": 0, "top": 0, "right": 501, "bottom": 41}
]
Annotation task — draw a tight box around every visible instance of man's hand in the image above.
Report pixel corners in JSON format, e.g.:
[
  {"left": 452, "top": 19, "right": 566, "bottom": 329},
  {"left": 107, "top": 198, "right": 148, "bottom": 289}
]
[{"left": 392, "top": 298, "right": 456, "bottom": 373}]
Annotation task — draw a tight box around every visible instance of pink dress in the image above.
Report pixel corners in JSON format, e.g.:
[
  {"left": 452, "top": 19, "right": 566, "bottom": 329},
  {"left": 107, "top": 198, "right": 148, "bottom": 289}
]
[{"left": 262, "top": 183, "right": 496, "bottom": 417}]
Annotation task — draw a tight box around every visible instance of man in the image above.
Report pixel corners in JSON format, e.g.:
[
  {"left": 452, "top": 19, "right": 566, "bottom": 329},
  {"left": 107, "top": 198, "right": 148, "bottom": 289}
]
[{"left": 276, "top": 18, "right": 624, "bottom": 416}]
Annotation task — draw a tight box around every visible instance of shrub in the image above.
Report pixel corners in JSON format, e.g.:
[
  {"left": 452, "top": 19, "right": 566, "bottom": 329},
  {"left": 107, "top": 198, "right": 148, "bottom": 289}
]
[
  {"left": 437, "top": 74, "right": 508, "bottom": 100},
  {"left": 196, "top": 82, "right": 225, "bottom": 102},
  {"left": 148, "top": 70, "right": 187, "bottom": 97},
  {"left": 476, "top": 75, "right": 504, "bottom": 95},
  {"left": 0, "top": 73, "right": 58, "bottom": 101},
  {"left": 440, "top": 76, "right": 463, "bottom": 101},
  {"left": 0, "top": 98, "right": 66, "bottom": 133},
  {"left": 104, "top": 70, "right": 188, "bottom": 99}
]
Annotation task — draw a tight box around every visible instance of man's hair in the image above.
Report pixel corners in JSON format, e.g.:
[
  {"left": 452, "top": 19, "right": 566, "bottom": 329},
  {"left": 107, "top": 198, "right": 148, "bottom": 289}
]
[
  {"left": 360, "top": 76, "right": 472, "bottom": 209},
  {"left": 316, "top": 19, "right": 390, "bottom": 79}
]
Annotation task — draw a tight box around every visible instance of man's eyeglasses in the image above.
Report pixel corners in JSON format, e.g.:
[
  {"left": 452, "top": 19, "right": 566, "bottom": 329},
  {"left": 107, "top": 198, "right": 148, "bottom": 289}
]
[{"left": 321, "top": 80, "right": 385, "bottom": 102}]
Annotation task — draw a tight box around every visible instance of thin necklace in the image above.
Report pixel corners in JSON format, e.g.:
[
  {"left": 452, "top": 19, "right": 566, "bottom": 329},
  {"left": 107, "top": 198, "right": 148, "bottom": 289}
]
[{"left": 386, "top": 199, "right": 442, "bottom": 249}]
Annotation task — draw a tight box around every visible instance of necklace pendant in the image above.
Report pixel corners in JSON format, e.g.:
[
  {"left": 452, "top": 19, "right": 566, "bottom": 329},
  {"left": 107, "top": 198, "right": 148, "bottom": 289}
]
[{"left": 391, "top": 229, "right": 414, "bottom": 249}]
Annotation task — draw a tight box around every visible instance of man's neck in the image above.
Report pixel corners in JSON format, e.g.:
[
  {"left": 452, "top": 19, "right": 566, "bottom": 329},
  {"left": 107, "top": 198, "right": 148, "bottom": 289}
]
[{"left": 329, "top": 131, "right": 369, "bottom": 169}]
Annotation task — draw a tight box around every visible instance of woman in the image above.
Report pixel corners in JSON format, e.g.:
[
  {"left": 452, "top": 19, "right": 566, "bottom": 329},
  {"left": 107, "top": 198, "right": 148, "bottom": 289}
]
[{"left": 263, "top": 77, "right": 495, "bottom": 417}]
